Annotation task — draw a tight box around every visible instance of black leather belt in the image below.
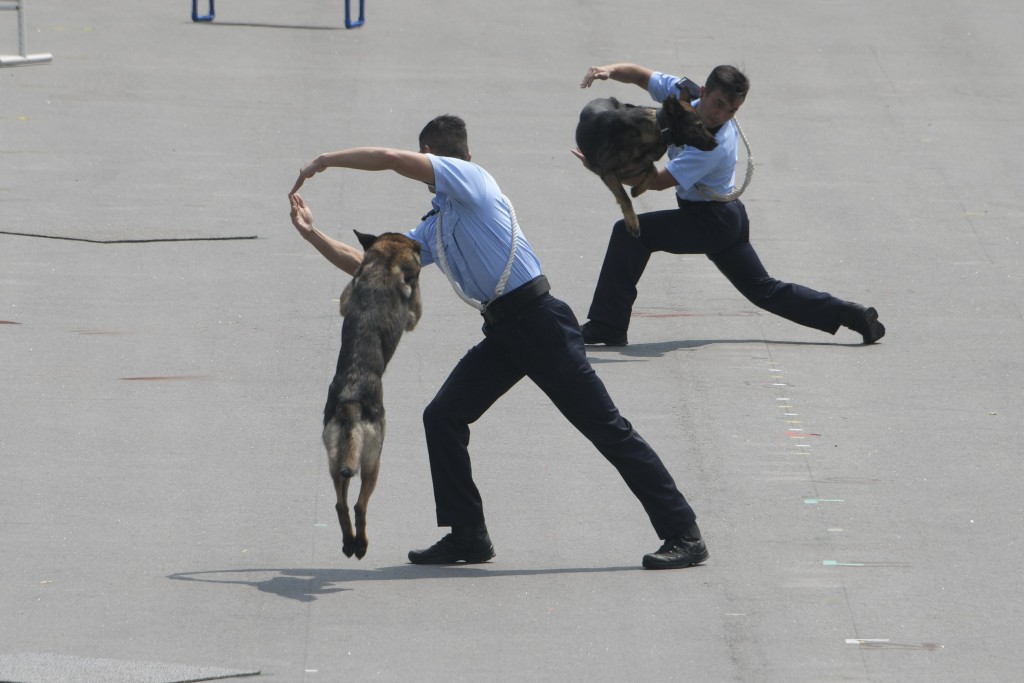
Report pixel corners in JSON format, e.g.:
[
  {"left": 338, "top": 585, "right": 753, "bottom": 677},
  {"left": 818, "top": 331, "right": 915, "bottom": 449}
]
[{"left": 481, "top": 275, "right": 550, "bottom": 325}]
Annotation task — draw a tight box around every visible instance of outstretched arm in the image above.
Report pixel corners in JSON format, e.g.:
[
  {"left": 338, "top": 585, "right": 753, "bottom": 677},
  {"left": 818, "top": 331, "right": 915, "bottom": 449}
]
[
  {"left": 289, "top": 194, "right": 364, "bottom": 275},
  {"left": 580, "top": 63, "right": 654, "bottom": 89},
  {"left": 289, "top": 147, "right": 436, "bottom": 196}
]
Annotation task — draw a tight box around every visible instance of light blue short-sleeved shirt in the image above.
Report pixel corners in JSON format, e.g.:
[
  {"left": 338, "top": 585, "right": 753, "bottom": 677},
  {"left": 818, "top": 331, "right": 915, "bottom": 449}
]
[
  {"left": 406, "top": 154, "right": 543, "bottom": 303},
  {"left": 648, "top": 71, "right": 739, "bottom": 202}
]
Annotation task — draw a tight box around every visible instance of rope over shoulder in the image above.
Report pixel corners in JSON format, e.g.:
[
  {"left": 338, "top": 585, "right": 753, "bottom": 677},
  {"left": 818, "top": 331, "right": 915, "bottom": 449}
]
[
  {"left": 695, "top": 118, "right": 754, "bottom": 202},
  {"left": 434, "top": 194, "right": 520, "bottom": 312}
]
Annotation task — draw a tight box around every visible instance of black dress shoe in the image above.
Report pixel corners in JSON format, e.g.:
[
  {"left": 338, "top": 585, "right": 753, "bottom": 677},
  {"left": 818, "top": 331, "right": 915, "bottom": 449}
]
[
  {"left": 642, "top": 525, "right": 709, "bottom": 570},
  {"left": 839, "top": 304, "right": 885, "bottom": 344},
  {"left": 408, "top": 524, "right": 495, "bottom": 565},
  {"left": 580, "top": 320, "right": 628, "bottom": 346}
]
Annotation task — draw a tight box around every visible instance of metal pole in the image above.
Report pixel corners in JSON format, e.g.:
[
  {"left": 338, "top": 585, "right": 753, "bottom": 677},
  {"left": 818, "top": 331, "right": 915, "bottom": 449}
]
[
  {"left": 17, "top": 0, "right": 26, "bottom": 56},
  {"left": 0, "top": 0, "right": 52, "bottom": 67}
]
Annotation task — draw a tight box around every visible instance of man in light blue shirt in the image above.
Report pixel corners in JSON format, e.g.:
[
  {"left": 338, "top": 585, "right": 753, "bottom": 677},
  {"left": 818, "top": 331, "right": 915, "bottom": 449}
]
[
  {"left": 648, "top": 71, "right": 739, "bottom": 202},
  {"left": 408, "top": 153, "right": 542, "bottom": 302},
  {"left": 289, "top": 115, "right": 709, "bottom": 570},
  {"left": 575, "top": 63, "right": 886, "bottom": 347}
]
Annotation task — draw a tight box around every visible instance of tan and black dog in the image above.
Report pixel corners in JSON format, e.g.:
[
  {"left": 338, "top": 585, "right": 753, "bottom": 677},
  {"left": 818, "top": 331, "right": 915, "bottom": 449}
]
[
  {"left": 322, "top": 230, "right": 422, "bottom": 559},
  {"left": 575, "top": 96, "right": 718, "bottom": 236}
]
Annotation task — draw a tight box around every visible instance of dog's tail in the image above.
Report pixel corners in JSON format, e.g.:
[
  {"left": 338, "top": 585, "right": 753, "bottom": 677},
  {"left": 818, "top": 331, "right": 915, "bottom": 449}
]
[{"left": 323, "top": 401, "right": 364, "bottom": 479}]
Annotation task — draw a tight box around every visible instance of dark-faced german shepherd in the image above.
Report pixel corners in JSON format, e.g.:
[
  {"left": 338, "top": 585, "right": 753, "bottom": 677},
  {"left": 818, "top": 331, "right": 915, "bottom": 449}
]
[
  {"left": 575, "top": 96, "right": 718, "bottom": 236},
  {"left": 322, "top": 230, "right": 422, "bottom": 559}
]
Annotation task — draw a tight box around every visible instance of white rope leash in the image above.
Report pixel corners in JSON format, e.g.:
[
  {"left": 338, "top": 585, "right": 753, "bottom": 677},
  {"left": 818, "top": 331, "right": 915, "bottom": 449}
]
[
  {"left": 434, "top": 194, "right": 520, "bottom": 312},
  {"left": 695, "top": 118, "right": 754, "bottom": 202}
]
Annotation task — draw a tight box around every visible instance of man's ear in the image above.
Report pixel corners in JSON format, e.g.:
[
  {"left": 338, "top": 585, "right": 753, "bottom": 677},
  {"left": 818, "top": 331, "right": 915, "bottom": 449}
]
[{"left": 353, "top": 230, "right": 378, "bottom": 250}]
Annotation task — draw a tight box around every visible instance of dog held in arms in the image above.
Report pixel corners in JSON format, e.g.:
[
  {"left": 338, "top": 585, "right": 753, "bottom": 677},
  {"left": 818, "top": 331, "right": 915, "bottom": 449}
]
[
  {"left": 322, "top": 230, "right": 422, "bottom": 559},
  {"left": 575, "top": 95, "right": 718, "bottom": 236}
]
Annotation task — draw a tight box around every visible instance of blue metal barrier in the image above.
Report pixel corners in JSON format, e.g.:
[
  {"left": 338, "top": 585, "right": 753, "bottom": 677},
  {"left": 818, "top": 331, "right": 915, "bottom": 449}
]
[
  {"left": 344, "top": 0, "right": 364, "bottom": 28},
  {"left": 191, "top": 0, "right": 214, "bottom": 22},
  {"left": 190, "top": 0, "right": 365, "bottom": 28}
]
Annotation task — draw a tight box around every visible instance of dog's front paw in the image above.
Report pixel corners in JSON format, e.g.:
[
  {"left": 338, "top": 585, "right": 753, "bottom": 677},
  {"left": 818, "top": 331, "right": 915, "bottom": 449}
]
[
  {"left": 342, "top": 538, "right": 357, "bottom": 558},
  {"left": 630, "top": 185, "right": 648, "bottom": 198}
]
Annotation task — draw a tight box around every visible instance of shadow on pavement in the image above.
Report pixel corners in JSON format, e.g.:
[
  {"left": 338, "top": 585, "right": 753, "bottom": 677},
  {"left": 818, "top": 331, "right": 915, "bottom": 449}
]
[
  {"left": 586, "top": 337, "right": 866, "bottom": 362},
  {"left": 168, "top": 564, "right": 640, "bottom": 603}
]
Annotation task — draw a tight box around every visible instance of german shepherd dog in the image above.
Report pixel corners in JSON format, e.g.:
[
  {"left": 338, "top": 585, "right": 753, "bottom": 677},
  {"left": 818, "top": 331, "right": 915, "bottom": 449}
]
[
  {"left": 575, "top": 96, "right": 718, "bottom": 236},
  {"left": 322, "top": 230, "right": 422, "bottom": 559}
]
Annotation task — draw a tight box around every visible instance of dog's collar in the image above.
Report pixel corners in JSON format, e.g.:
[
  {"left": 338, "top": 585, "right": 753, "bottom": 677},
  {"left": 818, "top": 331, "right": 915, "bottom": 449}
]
[{"left": 655, "top": 108, "right": 674, "bottom": 145}]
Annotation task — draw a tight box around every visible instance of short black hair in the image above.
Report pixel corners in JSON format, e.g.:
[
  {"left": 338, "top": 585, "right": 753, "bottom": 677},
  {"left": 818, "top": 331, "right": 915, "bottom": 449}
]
[
  {"left": 419, "top": 115, "right": 470, "bottom": 161},
  {"left": 706, "top": 65, "right": 749, "bottom": 101}
]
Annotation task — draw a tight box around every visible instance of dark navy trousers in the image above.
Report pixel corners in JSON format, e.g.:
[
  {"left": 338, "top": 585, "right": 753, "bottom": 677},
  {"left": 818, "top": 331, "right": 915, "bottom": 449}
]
[
  {"left": 422, "top": 292, "right": 696, "bottom": 540},
  {"left": 588, "top": 199, "right": 848, "bottom": 332}
]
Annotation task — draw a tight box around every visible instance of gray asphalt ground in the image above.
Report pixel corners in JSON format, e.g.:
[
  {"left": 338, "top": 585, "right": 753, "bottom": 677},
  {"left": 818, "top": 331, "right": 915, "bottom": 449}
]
[{"left": 3, "top": 1, "right": 1022, "bottom": 681}]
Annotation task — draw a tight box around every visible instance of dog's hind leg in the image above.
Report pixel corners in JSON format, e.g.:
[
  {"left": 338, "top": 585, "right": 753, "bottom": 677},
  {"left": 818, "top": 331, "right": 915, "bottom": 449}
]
[
  {"left": 352, "top": 452, "right": 380, "bottom": 559},
  {"left": 350, "top": 419, "right": 384, "bottom": 559},
  {"left": 600, "top": 171, "right": 641, "bottom": 237},
  {"left": 333, "top": 473, "right": 358, "bottom": 558},
  {"left": 324, "top": 408, "right": 362, "bottom": 558}
]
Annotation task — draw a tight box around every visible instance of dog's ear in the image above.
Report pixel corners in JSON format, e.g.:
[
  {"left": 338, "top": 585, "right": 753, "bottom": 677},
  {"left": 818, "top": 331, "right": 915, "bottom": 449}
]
[
  {"left": 664, "top": 96, "right": 684, "bottom": 114},
  {"left": 666, "top": 95, "right": 700, "bottom": 120},
  {"left": 353, "top": 230, "right": 378, "bottom": 250},
  {"left": 678, "top": 96, "right": 700, "bottom": 115}
]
